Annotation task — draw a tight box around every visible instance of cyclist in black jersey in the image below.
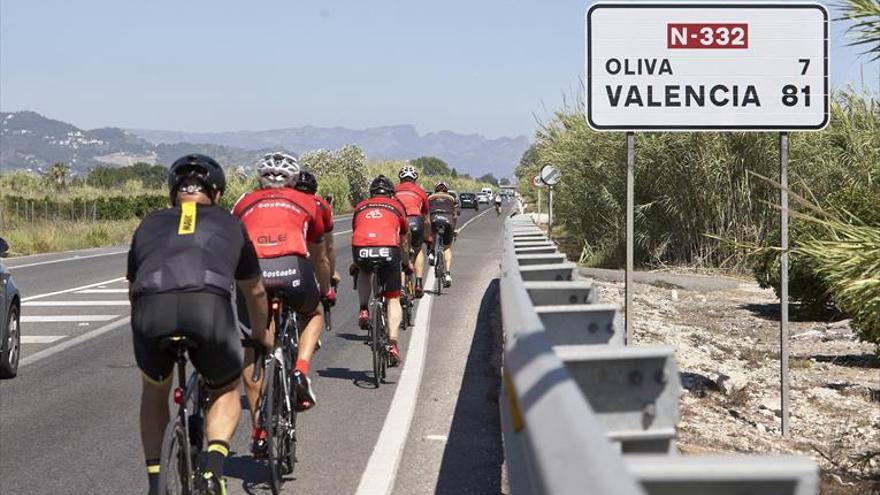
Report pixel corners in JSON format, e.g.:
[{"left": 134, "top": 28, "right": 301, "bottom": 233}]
[{"left": 127, "top": 154, "right": 270, "bottom": 495}]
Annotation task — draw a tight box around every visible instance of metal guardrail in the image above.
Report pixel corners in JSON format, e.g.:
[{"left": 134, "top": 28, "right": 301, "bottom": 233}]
[{"left": 500, "top": 214, "right": 819, "bottom": 495}]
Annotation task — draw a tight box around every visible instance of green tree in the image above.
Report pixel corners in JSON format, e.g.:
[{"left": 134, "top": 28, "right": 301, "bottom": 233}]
[
  {"left": 46, "top": 162, "right": 71, "bottom": 189},
  {"left": 411, "top": 156, "right": 451, "bottom": 176},
  {"left": 840, "top": 0, "right": 880, "bottom": 60},
  {"left": 477, "top": 173, "right": 498, "bottom": 186},
  {"left": 499, "top": 178, "right": 511, "bottom": 186}
]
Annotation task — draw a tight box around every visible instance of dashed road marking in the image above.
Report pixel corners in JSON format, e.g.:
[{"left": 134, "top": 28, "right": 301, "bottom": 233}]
[
  {"left": 21, "top": 315, "right": 118, "bottom": 323},
  {"left": 20, "top": 317, "right": 131, "bottom": 367},
  {"left": 22, "top": 277, "right": 127, "bottom": 302},
  {"left": 21, "top": 336, "right": 66, "bottom": 344},
  {"left": 77, "top": 289, "right": 128, "bottom": 294},
  {"left": 7, "top": 250, "right": 127, "bottom": 270},
  {"left": 24, "top": 300, "right": 130, "bottom": 307}
]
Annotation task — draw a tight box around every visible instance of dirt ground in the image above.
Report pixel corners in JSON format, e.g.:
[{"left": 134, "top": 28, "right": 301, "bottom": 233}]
[{"left": 592, "top": 274, "right": 879, "bottom": 495}]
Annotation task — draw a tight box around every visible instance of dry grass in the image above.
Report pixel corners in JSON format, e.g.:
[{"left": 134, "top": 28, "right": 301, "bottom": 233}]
[{"left": 3, "top": 219, "right": 139, "bottom": 255}]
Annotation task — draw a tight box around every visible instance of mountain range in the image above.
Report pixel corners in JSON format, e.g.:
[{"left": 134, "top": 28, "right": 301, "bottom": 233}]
[{"left": 0, "top": 111, "right": 529, "bottom": 178}]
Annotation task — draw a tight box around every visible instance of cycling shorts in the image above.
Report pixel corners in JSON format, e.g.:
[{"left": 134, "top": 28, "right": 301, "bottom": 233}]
[
  {"left": 237, "top": 255, "right": 320, "bottom": 334},
  {"left": 406, "top": 215, "right": 425, "bottom": 247},
  {"left": 352, "top": 245, "right": 402, "bottom": 298},
  {"left": 132, "top": 292, "right": 242, "bottom": 388},
  {"left": 430, "top": 214, "right": 455, "bottom": 246}
]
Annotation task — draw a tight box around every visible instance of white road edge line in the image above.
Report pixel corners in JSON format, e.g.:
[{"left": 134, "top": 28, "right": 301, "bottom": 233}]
[
  {"left": 21, "top": 277, "right": 127, "bottom": 302},
  {"left": 21, "top": 315, "right": 118, "bottom": 322},
  {"left": 456, "top": 206, "right": 494, "bottom": 234},
  {"left": 355, "top": 270, "right": 437, "bottom": 495},
  {"left": 333, "top": 229, "right": 353, "bottom": 236},
  {"left": 20, "top": 316, "right": 131, "bottom": 368},
  {"left": 8, "top": 250, "right": 128, "bottom": 270},
  {"left": 24, "top": 300, "right": 130, "bottom": 306},
  {"left": 21, "top": 335, "right": 66, "bottom": 344}
]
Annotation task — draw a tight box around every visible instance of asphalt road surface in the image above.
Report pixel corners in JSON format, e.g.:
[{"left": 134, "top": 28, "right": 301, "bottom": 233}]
[{"left": 0, "top": 205, "right": 508, "bottom": 494}]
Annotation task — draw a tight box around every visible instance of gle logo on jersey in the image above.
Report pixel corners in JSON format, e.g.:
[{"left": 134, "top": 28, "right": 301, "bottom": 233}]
[
  {"left": 365, "top": 209, "right": 384, "bottom": 219},
  {"left": 359, "top": 247, "right": 391, "bottom": 259}
]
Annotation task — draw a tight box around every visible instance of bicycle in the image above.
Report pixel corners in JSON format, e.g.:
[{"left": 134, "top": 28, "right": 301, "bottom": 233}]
[
  {"left": 251, "top": 297, "right": 300, "bottom": 495},
  {"left": 400, "top": 246, "right": 417, "bottom": 329},
  {"left": 354, "top": 263, "right": 392, "bottom": 388},
  {"left": 432, "top": 223, "right": 447, "bottom": 295},
  {"left": 157, "top": 336, "right": 208, "bottom": 495}
]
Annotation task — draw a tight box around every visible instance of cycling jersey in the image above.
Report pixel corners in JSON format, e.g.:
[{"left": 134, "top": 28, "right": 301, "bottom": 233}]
[
  {"left": 394, "top": 181, "right": 429, "bottom": 217},
  {"left": 351, "top": 197, "right": 408, "bottom": 247},
  {"left": 232, "top": 188, "right": 324, "bottom": 259},
  {"left": 315, "top": 194, "right": 334, "bottom": 232},
  {"left": 428, "top": 192, "right": 458, "bottom": 216},
  {"left": 127, "top": 203, "right": 261, "bottom": 298}
]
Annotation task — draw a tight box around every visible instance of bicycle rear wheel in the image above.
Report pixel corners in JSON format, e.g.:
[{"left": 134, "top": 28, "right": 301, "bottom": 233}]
[
  {"left": 435, "top": 243, "right": 445, "bottom": 295},
  {"left": 157, "top": 418, "right": 193, "bottom": 495},
  {"left": 264, "top": 358, "right": 284, "bottom": 494},
  {"left": 371, "top": 303, "right": 385, "bottom": 387}
]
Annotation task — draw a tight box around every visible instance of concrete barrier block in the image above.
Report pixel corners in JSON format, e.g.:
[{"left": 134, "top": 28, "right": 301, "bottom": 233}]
[
  {"left": 536, "top": 304, "right": 622, "bottom": 346},
  {"left": 624, "top": 455, "right": 819, "bottom": 495},
  {"left": 514, "top": 246, "right": 558, "bottom": 255},
  {"left": 519, "top": 263, "right": 576, "bottom": 282},
  {"left": 555, "top": 345, "right": 681, "bottom": 454},
  {"left": 517, "top": 253, "right": 567, "bottom": 266},
  {"left": 524, "top": 281, "right": 597, "bottom": 306}
]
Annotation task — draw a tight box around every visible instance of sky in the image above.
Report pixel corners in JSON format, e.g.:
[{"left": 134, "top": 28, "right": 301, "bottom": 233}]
[{"left": 1, "top": 0, "right": 877, "bottom": 139}]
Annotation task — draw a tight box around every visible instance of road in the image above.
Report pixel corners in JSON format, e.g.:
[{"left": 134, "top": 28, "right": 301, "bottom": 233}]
[{"left": 0, "top": 206, "right": 507, "bottom": 494}]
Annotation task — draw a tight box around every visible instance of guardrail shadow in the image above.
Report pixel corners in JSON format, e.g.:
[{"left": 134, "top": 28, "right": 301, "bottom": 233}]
[{"left": 435, "top": 278, "right": 505, "bottom": 495}]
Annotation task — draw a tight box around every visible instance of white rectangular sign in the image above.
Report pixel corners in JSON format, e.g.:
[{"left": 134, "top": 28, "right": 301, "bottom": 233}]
[{"left": 586, "top": 2, "right": 829, "bottom": 131}]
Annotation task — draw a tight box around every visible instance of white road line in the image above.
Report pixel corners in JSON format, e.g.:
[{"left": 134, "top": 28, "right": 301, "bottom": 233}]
[
  {"left": 76, "top": 289, "right": 129, "bottom": 294},
  {"left": 7, "top": 250, "right": 127, "bottom": 270},
  {"left": 22, "top": 277, "right": 127, "bottom": 302},
  {"left": 21, "top": 335, "right": 66, "bottom": 344},
  {"left": 356, "top": 270, "right": 436, "bottom": 495},
  {"left": 333, "top": 229, "right": 353, "bottom": 236},
  {"left": 456, "top": 207, "right": 494, "bottom": 234},
  {"left": 21, "top": 315, "right": 118, "bottom": 323},
  {"left": 20, "top": 317, "right": 131, "bottom": 367},
  {"left": 24, "top": 300, "right": 130, "bottom": 307}
]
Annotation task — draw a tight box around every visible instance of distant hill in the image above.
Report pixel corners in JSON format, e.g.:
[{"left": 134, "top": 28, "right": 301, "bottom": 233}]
[{"left": 0, "top": 111, "right": 529, "bottom": 178}]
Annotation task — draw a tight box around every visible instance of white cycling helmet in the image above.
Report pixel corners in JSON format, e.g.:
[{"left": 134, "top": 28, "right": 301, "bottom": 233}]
[
  {"left": 398, "top": 165, "right": 419, "bottom": 182},
  {"left": 257, "top": 152, "right": 300, "bottom": 188}
]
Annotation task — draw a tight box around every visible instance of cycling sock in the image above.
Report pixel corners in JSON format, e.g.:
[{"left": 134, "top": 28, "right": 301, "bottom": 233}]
[
  {"left": 146, "top": 458, "right": 160, "bottom": 495},
  {"left": 295, "top": 359, "right": 310, "bottom": 375},
  {"left": 201, "top": 440, "right": 229, "bottom": 479}
]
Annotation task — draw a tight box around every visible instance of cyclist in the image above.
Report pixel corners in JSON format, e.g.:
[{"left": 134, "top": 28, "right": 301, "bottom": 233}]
[
  {"left": 127, "top": 154, "right": 269, "bottom": 495},
  {"left": 293, "top": 170, "right": 339, "bottom": 304},
  {"left": 232, "top": 152, "right": 330, "bottom": 458},
  {"left": 494, "top": 192, "right": 503, "bottom": 215},
  {"left": 427, "top": 181, "right": 459, "bottom": 288},
  {"left": 351, "top": 175, "right": 411, "bottom": 366},
  {"left": 394, "top": 164, "right": 430, "bottom": 298}
]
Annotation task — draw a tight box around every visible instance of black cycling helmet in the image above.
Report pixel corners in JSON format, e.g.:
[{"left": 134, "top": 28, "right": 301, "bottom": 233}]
[
  {"left": 294, "top": 170, "right": 318, "bottom": 194},
  {"left": 167, "top": 154, "right": 226, "bottom": 200},
  {"left": 434, "top": 181, "right": 448, "bottom": 193},
  {"left": 369, "top": 175, "right": 395, "bottom": 196}
]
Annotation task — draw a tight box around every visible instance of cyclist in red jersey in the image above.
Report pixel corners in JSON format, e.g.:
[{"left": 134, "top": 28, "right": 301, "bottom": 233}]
[
  {"left": 293, "top": 170, "right": 338, "bottom": 305},
  {"left": 351, "top": 175, "right": 411, "bottom": 366},
  {"left": 232, "top": 152, "right": 330, "bottom": 457},
  {"left": 394, "top": 164, "right": 430, "bottom": 298}
]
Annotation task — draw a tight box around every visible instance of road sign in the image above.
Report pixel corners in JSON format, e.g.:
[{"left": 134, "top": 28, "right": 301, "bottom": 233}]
[
  {"left": 533, "top": 175, "right": 544, "bottom": 187},
  {"left": 586, "top": 2, "right": 829, "bottom": 131},
  {"left": 540, "top": 165, "right": 562, "bottom": 186}
]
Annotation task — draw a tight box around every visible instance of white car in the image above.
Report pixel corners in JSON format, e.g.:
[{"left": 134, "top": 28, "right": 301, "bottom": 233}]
[{"left": 477, "top": 193, "right": 490, "bottom": 204}]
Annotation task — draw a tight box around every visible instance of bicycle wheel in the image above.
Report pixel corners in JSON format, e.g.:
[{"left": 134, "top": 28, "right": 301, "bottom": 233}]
[
  {"left": 157, "top": 418, "right": 193, "bottom": 495},
  {"left": 434, "top": 240, "right": 444, "bottom": 295},
  {"left": 371, "top": 302, "right": 382, "bottom": 387},
  {"left": 264, "top": 358, "right": 283, "bottom": 494}
]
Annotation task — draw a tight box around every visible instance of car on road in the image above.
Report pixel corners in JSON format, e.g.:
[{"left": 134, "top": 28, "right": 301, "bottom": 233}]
[
  {"left": 459, "top": 192, "right": 479, "bottom": 210},
  {"left": 0, "top": 237, "right": 21, "bottom": 379},
  {"left": 477, "top": 192, "right": 490, "bottom": 204}
]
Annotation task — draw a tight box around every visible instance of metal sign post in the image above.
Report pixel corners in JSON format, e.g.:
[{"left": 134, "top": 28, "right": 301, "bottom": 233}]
[
  {"left": 533, "top": 175, "right": 543, "bottom": 218},
  {"left": 779, "top": 132, "right": 790, "bottom": 436},
  {"left": 625, "top": 132, "right": 635, "bottom": 345},
  {"left": 539, "top": 165, "right": 562, "bottom": 237}
]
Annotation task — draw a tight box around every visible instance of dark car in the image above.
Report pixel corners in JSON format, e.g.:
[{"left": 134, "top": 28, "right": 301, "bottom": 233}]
[
  {"left": 0, "top": 237, "right": 21, "bottom": 378},
  {"left": 459, "top": 192, "right": 479, "bottom": 210}
]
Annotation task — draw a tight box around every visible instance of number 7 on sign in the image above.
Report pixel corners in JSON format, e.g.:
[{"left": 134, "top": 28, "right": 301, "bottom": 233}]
[{"left": 799, "top": 59, "right": 810, "bottom": 75}]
